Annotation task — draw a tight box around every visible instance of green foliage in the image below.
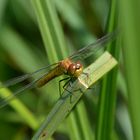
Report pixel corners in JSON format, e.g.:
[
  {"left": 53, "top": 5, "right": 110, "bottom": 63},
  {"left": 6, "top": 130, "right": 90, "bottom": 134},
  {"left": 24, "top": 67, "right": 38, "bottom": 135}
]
[{"left": 0, "top": 0, "right": 138, "bottom": 140}]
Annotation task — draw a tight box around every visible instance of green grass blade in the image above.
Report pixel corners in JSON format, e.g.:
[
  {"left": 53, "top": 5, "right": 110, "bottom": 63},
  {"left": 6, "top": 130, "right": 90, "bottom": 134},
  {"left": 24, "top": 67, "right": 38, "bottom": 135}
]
[
  {"left": 75, "top": 101, "right": 95, "bottom": 140},
  {"left": 0, "top": 0, "right": 7, "bottom": 25},
  {"left": 0, "top": 26, "right": 43, "bottom": 72},
  {"left": 96, "top": 0, "right": 119, "bottom": 139},
  {"left": 32, "top": 52, "right": 118, "bottom": 140},
  {"left": 31, "top": 0, "right": 67, "bottom": 63},
  {"left": 0, "top": 86, "right": 39, "bottom": 130},
  {"left": 120, "top": 0, "right": 140, "bottom": 139},
  {"left": 67, "top": 111, "right": 82, "bottom": 140},
  {"left": 66, "top": 100, "right": 95, "bottom": 140}
]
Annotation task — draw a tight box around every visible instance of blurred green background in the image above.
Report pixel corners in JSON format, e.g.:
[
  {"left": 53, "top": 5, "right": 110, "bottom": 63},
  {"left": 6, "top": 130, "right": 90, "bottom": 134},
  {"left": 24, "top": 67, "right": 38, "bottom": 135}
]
[{"left": 0, "top": 0, "right": 140, "bottom": 140}]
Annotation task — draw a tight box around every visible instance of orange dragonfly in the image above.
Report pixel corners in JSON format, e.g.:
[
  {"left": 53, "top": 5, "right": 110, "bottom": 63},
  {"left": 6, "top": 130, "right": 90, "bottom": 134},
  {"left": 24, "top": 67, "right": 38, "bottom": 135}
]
[{"left": 0, "top": 31, "right": 117, "bottom": 107}]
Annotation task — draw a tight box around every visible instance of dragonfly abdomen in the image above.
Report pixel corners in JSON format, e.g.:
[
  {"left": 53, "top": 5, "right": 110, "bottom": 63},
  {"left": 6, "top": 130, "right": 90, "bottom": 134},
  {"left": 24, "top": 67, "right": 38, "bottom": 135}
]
[{"left": 36, "top": 66, "right": 64, "bottom": 88}]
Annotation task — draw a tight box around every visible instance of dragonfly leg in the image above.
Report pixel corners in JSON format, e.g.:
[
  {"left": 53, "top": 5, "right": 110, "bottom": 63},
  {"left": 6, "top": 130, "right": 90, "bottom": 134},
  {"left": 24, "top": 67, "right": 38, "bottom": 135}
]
[
  {"left": 68, "top": 87, "right": 85, "bottom": 103},
  {"left": 60, "top": 77, "right": 86, "bottom": 103},
  {"left": 59, "top": 77, "right": 75, "bottom": 102},
  {"left": 63, "top": 79, "right": 85, "bottom": 103},
  {"left": 59, "top": 77, "right": 71, "bottom": 97}
]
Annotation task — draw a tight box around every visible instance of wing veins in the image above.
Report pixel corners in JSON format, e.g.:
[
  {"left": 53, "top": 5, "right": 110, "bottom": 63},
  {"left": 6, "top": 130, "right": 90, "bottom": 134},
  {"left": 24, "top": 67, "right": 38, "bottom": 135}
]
[
  {"left": 69, "top": 31, "right": 117, "bottom": 60},
  {"left": 1, "top": 63, "right": 58, "bottom": 88},
  {"left": 0, "top": 67, "right": 56, "bottom": 108}
]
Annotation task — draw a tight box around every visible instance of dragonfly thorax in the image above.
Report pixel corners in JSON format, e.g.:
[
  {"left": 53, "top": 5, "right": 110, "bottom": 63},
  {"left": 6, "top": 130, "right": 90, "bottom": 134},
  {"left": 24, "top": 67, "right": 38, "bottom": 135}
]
[{"left": 59, "top": 59, "right": 83, "bottom": 77}]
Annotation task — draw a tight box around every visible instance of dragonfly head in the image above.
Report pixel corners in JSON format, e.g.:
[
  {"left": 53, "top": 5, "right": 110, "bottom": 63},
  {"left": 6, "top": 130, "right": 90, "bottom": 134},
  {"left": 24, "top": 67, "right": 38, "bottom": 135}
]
[{"left": 68, "top": 61, "right": 83, "bottom": 77}]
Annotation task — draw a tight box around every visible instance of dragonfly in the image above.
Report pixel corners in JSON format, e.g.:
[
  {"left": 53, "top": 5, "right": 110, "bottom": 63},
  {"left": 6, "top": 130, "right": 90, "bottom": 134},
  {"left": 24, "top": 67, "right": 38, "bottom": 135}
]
[{"left": 0, "top": 31, "right": 117, "bottom": 108}]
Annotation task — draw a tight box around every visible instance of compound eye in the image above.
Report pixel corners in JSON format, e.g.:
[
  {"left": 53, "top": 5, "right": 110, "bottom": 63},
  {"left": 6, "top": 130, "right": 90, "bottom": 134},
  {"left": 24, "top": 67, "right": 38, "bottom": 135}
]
[
  {"left": 68, "top": 62, "right": 83, "bottom": 77},
  {"left": 76, "top": 64, "right": 80, "bottom": 69},
  {"left": 68, "top": 64, "right": 76, "bottom": 75},
  {"left": 76, "top": 62, "right": 82, "bottom": 69},
  {"left": 74, "top": 62, "right": 83, "bottom": 77}
]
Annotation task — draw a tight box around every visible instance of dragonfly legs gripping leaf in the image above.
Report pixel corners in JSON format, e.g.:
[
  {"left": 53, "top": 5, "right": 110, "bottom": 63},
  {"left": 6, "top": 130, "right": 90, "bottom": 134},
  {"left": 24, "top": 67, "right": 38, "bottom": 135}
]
[
  {"left": 59, "top": 77, "right": 71, "bottom": 97},
  {"left": 59, "top": 75, "right": 87, "bottom": 103},
  {"left": 59, "top": 77, "right": 78, "bottom": 103}
]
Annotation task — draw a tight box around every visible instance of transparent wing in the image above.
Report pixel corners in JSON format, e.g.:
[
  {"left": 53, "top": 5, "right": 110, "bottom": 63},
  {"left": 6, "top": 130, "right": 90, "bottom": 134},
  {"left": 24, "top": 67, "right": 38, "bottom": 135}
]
[
  {"left": 0, "top": 65, "right": 58, "bottom": 108},
  {"left": 69, "top": 30, "right": 118, "bottom": 60},
  {"left": 0, "top": 63, "right": 58, "bottom": 88},
  {"left": 0, "top": 63, "right": 59, "bottom": 108}
]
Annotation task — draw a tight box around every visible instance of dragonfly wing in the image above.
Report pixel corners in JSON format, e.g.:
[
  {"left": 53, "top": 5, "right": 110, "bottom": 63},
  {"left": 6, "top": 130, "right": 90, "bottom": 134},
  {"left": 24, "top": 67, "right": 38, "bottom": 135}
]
[
  {"left": 69, "top": 31, "right": 118, "bottom": 60},
  {"left": 0, "top": 74, "right": 31, "bottom": 88},
  {"left": 0, "top": 62, "right": 58, "bottom": 88},
  {"left": 0, "top": 67, "right": 57, "bottom": 108},
  {"left": 0, "top": 80, "right": 36, "bottom": 108}
]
